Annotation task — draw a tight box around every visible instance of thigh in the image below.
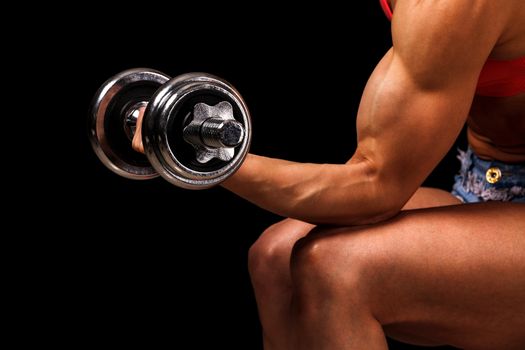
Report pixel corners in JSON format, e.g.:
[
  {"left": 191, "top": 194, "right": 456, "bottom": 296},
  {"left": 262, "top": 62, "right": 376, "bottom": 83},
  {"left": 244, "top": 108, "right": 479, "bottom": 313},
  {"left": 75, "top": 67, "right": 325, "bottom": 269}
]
[
  {"left": 311, "top": 202, "right": 525, "bottom": 349},
  {"left": 251, "top": 187, "right": 459, "bottom": 276}
]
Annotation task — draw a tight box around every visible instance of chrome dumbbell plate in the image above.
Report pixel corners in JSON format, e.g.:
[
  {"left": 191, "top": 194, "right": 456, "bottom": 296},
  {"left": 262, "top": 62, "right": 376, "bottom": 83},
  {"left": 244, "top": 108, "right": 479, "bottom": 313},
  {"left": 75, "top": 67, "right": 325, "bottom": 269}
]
[
  {"left": 143, "top": 73, "right": 251, "bottom": 189},
  {"left": 89, "top": 68, "right": 170, "bottom": 179}
]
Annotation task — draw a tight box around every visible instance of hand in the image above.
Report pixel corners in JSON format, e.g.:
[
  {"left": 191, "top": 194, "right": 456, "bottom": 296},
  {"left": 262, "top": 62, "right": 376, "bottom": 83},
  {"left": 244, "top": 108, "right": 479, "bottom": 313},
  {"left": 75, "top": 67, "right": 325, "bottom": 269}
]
[{"left": 131, "top": 105, "right": 146, "bottom": 154}]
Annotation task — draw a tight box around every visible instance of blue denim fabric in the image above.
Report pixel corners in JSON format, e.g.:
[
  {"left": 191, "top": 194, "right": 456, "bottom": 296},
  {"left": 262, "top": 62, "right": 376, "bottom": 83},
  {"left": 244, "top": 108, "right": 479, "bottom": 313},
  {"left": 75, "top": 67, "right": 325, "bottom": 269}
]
[{"left": 451, "top": 147, "right": 525, "bottom": 203}]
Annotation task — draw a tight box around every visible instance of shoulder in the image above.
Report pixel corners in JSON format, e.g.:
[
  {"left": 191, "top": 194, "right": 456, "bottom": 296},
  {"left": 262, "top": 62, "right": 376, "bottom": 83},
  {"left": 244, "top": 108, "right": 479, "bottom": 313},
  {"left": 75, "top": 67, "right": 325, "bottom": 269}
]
[
  {"left": 390, "top": 0, "right": 514, "bottom": 88},
  {"left": 391, "top": 0, "right": 512, "bottom": 34}
]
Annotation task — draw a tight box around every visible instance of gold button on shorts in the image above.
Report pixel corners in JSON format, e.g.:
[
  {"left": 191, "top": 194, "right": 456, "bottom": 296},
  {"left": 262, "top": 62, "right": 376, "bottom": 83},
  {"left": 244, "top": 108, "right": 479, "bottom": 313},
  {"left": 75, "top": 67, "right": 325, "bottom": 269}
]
[{"left": 486, "top": 167, "right": 502, "bottom": 184}]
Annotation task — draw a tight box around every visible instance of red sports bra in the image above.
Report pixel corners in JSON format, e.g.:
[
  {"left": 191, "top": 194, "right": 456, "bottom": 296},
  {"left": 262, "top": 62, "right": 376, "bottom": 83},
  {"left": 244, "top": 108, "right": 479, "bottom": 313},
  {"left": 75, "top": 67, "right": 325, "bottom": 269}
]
[{"left": 379, "top": 0, "right": 525, "bottom": 97}]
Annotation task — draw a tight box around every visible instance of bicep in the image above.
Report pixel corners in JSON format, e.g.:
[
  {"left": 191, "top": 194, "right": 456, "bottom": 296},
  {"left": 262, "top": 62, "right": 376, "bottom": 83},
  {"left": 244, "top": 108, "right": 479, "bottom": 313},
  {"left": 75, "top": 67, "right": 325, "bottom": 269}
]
[
  {"left": 352, "top": 0, "right": 507, "bottom": 206},
  {"left": 354, "top": 50, "right": 471, "bottom": 205}
]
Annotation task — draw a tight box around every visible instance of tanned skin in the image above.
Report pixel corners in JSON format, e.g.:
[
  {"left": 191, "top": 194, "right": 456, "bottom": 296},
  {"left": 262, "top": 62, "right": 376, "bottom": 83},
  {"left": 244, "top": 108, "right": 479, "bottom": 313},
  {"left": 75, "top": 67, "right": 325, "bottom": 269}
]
[{"left": 132, "top": 0, "right": 525, "bottom": 348}]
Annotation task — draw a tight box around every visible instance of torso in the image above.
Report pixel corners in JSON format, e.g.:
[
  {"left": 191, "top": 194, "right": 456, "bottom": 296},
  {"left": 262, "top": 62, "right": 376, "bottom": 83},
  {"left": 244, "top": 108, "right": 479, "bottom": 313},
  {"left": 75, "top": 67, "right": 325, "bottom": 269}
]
[
  {"left": 468, "top": 3, "right": 525, "bottom": 163},
  {"left": 469, "top": 94, "right": 525, "bottom": 163}
]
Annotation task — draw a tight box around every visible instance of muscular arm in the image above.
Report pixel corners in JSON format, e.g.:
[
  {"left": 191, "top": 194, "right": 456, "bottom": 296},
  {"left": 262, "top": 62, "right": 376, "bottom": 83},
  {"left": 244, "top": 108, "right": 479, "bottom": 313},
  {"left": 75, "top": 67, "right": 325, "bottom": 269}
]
[{"left": 223, "top": 0, "right": 508, "bottom": 225}]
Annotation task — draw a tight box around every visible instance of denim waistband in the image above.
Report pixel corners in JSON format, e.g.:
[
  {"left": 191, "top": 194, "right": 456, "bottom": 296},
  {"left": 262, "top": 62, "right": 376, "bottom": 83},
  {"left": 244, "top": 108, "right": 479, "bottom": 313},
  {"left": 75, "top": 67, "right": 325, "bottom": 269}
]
[{"left": 451, "top": 147, "right": 525, "bottom": 203}]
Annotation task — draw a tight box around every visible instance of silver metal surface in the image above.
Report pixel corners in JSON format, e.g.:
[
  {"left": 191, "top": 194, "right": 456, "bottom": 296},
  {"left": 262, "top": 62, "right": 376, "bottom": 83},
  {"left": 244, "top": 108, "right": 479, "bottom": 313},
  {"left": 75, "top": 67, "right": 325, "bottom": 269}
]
[
  {"left": 124, "top": 101, "right": 148, "bottom": 140},
  {"left": 183, "top": 101, "right": 245, "bottom": 163},
  {"left": 143, "top": 73, "right": 252, "bottom": 189},
  {"left": 89, "top": 68, "right": 170, "bottom": 179},
  {"left": 200, "top": 117, "right": 244, "bottom": 148}
]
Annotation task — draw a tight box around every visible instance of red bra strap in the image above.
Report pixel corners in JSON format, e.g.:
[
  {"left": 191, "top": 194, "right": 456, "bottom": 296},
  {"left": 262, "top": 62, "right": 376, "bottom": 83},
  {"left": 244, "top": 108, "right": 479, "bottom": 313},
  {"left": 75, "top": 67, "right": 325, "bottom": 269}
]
[{"left": 380, "top": 0, "right": 393, "bottom": 20}]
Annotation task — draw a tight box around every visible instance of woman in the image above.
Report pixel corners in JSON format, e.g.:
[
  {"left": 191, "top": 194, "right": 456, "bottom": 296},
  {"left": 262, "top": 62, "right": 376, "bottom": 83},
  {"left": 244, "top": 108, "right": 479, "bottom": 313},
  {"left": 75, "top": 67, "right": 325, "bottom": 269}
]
[
  {"left": 133, "top": 0, "right": 525, "bottom": 348},
  {"left": 227, "top": 0, "right": 525, "bottom": 347}
]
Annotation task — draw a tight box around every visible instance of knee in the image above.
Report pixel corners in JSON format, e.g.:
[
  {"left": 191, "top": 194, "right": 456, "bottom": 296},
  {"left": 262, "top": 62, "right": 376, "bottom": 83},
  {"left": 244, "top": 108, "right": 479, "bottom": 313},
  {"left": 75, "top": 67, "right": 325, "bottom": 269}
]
[
  {"left": 290, "top": 228, "right": 383, "bottom": 299},
  {"left": 248, "top": 222, "right": 301, "bottom": 288},
  {"left": 248, "top": 232, "right": 280, "bottom": 285}
]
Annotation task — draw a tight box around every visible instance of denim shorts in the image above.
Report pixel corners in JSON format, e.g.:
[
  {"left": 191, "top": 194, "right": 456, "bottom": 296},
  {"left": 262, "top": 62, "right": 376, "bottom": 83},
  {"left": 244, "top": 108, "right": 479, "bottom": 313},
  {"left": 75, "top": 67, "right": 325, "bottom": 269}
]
[{"left": 451, "top": 147, "right": 525, "bottom": 203}]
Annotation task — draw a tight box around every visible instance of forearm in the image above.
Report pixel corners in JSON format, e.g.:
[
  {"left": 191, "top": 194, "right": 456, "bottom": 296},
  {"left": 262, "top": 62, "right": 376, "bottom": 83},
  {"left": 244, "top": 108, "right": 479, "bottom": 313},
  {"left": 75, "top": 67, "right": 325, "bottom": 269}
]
[{"left": 222, "top": 154, "right": 397, "bottom": 225}]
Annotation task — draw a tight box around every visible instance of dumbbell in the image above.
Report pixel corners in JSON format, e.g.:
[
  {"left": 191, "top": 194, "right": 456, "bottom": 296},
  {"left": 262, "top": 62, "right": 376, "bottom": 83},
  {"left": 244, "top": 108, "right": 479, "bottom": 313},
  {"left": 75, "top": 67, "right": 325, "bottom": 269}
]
[{"left": 88, "top": 68, "right": 251, "bottom": 189}]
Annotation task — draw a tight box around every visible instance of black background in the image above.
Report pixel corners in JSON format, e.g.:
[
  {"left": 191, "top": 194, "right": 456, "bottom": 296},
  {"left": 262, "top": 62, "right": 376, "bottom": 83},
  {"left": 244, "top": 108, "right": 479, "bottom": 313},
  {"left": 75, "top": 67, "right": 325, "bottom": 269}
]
[{"left": 42, "top": 2, "right": 466, "bottom": 348}]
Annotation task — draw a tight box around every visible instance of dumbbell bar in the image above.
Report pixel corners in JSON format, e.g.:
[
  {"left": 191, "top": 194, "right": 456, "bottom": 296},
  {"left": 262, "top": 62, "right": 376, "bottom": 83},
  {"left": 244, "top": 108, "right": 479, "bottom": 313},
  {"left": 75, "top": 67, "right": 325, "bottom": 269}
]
[{"left": 89, "top": 68, "right": 251, "bottom": 189}]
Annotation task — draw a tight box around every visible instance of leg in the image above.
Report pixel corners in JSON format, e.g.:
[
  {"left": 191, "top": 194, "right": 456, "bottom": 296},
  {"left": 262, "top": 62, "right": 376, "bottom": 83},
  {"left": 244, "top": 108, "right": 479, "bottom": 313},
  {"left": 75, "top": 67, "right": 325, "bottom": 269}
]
[
  {"left": 290, "top": 202, "right": 525, "bottom": 349},
  {"left": 249, "top": 187, "right": 458, "bottom": 349},
  {"left": 248, "top": 219, "right": 314, "bottom": 349}
]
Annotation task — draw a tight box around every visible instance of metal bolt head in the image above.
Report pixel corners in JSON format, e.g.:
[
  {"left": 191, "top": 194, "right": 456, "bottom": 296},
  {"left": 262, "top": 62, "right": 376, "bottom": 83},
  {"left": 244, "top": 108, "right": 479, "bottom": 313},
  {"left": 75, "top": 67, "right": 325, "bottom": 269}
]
[{"left": 201, "top": 118, "right": 245, "bottom": 148}]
